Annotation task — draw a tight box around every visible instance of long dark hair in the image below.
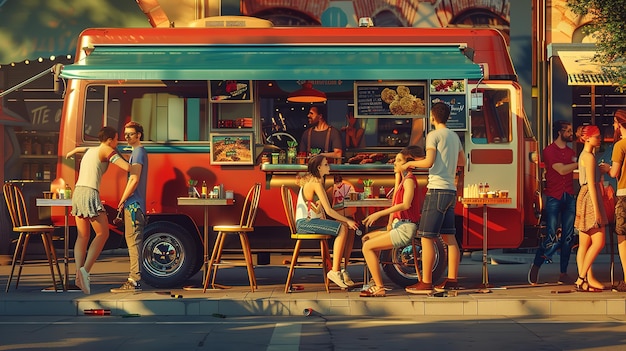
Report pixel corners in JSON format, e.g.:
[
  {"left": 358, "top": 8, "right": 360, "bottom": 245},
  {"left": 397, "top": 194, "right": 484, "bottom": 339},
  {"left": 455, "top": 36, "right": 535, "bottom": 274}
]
[{"left": 400, "top": 145, "right": 425, "bottom": 162}]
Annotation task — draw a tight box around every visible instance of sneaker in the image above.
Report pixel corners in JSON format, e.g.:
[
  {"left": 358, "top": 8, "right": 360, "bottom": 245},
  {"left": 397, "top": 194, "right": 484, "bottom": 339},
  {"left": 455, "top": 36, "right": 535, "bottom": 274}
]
[
  {"left": 78, "top": 267, "right": 90, "bottom": 294},
  {"left": 327, "top": 270, "right": 348, "bottom": 288},
  {"left": 434, "top": 278, "right": 459, "bottom": 292},
  {"left": 341, "top": 269, "right": 355, "bottom": 287},
  {"left": 110, "top": 279, "right": 142, "bottom": 293},
  {"left": 528, "top": 264, "right": 540, "bottom": 285},
  {"left": 558, "top": 273, "right": 575, "bottom": 285},
  {"left": 405, "top": 281, "right": 433, "bottom": 295},
  {"left": 75, "top": 270, "right": 83, "bottom": 291},
  {"left": 613, "top": 280, "right": 626, "bottom": 292}
]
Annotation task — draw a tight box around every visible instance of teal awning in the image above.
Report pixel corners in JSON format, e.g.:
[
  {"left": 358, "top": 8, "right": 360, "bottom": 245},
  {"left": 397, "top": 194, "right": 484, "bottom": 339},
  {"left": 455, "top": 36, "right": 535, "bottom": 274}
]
[{"left": 61, "top": 45, "right": 482, "bottom": 81}]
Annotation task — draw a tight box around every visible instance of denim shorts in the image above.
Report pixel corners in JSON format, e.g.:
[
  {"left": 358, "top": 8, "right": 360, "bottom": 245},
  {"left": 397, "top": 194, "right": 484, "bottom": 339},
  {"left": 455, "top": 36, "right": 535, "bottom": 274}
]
[
  {"left": 296, "top": 218, "right": 341, "bottom": 236},
  {"left": 417, "top": 189, "right": 457, "bottom": 238},
  {"left": 390, "top": 219, "right": 417, "bottom": 248}
]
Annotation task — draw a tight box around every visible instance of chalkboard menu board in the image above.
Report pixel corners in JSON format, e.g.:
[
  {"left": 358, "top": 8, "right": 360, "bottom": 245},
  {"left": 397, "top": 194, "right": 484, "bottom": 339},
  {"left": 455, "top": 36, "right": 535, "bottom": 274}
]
[
  {"left": 355, "top": 82, "right": 426, "bottom": 118},
  {"left": 430, "top": 94, "right": 467, "bottom": 131}
]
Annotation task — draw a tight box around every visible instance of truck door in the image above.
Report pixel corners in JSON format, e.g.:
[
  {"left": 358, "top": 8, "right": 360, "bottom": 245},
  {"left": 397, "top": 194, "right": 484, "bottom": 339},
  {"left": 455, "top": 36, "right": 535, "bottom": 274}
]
[{"left": 463, "top": 83, "right": 523, "bottom": 249}]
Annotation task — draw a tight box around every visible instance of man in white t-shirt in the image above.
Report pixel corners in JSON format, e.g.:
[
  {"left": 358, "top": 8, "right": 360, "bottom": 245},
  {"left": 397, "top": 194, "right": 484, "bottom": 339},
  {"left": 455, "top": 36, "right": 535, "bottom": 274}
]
[{"left": 401, "top": 102, "right": 465, "bottom": 294}]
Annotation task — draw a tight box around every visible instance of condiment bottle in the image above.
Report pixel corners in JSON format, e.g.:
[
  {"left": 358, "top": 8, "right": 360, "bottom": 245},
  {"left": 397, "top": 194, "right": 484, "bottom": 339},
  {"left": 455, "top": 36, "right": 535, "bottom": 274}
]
[
  {"left": 201, "top": 181, "right": 208, "bottom": 198},
  {"left": 379, "top": 186, "right": 386, "bottom": 198},
  {"left": 64, "top": 184, "right": 71, "bottom": 199}
]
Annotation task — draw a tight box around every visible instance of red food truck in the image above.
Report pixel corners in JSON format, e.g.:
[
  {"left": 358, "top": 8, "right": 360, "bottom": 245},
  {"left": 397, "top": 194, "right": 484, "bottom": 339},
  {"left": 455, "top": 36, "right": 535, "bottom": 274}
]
[{"left": 53, "top": 20, "right": 541, "bottom": 288}]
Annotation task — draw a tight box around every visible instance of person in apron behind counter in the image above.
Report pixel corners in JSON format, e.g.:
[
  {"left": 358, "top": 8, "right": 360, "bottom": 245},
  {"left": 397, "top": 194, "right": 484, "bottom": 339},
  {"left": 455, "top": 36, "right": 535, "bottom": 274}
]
[{"left": 299, "top": 105, "right": 343, "bottom": 162}]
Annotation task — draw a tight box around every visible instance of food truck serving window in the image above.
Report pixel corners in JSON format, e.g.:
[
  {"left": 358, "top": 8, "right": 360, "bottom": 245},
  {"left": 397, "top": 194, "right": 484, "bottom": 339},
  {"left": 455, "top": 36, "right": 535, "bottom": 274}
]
[
  {"left": 470, "top": 89, "right": 512, "bottom": 144},
  {"left": 84, "top": 82, "right": 210, "bottom": 142}
]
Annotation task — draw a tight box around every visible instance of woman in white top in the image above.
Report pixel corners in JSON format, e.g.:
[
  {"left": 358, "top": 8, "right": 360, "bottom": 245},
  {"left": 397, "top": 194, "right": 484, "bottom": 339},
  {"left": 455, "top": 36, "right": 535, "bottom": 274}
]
[
  {"left": 295, "top": 155, "right": 359, "bottom": 288},
  {"left": 66, "top": 126, "right": 130, "bottom": 294}
]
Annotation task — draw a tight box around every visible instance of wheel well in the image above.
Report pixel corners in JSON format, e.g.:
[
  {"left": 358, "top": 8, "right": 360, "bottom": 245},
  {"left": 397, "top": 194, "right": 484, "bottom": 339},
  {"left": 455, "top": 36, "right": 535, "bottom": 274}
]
[{"left": 145, "top": 213, "right": 202, "bottom": 246}]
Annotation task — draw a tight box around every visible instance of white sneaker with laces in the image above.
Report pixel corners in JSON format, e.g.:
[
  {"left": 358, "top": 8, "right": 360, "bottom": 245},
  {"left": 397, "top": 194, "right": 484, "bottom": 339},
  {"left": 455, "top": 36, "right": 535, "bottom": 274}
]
[
  {"left": 327, "top": 270, "right": 348, "bottom": 288},
  {"left": 110, "top": 279, "right": 142, "bottom": 293},
  {"left": 341, "top": 269, "right": 355, "bottom": 287}
]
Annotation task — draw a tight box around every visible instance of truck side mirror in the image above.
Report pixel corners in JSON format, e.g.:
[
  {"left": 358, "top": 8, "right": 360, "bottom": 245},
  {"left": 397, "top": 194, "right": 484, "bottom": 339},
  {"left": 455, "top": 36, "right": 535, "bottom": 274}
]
[{"left": 52, "top": 63, "right": 64, "bottom": 95}]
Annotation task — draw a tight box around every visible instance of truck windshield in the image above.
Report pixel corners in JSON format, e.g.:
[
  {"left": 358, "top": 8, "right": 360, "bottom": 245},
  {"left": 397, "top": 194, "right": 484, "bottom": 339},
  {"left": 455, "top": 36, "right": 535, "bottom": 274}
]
[{"left": 84, "top": 82, "right": 210, "bottom": 142}]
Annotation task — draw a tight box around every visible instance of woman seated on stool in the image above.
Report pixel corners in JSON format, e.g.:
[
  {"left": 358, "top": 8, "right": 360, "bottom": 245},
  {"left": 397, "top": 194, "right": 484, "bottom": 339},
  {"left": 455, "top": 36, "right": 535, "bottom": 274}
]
[
  {"left": 359, "top": 145, "right": 425, "bottom": 297},
  {"left": 296, "top": 155, "right": 360, "bottom": 288}
]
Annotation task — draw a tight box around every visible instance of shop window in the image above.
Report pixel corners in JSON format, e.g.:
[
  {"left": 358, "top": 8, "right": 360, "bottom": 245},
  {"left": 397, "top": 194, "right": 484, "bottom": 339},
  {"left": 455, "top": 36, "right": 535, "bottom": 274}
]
[
  {"left": 84, "top": 82, "right": 210, "bottom": 142},
  {"left": 470, "top": 89, "right": 512, "bottom": 144}
]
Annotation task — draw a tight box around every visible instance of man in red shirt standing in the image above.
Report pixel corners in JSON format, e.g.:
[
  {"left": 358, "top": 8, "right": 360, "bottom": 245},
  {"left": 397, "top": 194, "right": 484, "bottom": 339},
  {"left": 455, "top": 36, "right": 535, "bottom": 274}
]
[{"left": 529, "top": 121, "right": 577, "bottom": 285}]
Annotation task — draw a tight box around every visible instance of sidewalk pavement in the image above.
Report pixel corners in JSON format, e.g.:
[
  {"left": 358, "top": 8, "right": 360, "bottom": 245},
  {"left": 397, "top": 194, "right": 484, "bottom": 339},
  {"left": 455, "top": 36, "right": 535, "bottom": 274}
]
[{"left": 1, "top": 250, "right": 625, "bottom": 317}]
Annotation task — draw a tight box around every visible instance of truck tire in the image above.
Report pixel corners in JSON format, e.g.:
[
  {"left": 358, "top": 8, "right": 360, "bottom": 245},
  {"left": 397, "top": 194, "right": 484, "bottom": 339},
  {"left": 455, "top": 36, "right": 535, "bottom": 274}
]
[
  {"left": 381, "top": 236, "right": 448, "bottom": 287},
  {"left": 141, "top": 222, "right": 198, "bottom": 288}
]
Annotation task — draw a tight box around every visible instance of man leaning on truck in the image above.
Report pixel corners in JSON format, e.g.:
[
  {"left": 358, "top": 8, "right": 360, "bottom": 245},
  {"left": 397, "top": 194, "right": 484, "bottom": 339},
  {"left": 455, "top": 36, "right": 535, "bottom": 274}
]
[
  {"left": 528, "top": 121, "right": 577, "bottom": 286},
  {"left": 111, "top": 121, "right": 148, "bottom": 293}
]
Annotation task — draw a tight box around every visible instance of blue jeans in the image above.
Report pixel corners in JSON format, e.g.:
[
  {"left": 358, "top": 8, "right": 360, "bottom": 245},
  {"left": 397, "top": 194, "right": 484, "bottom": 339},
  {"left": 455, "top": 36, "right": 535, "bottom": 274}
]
[{"left": 533, "top": 193, "right": 576, "bottom": 273}]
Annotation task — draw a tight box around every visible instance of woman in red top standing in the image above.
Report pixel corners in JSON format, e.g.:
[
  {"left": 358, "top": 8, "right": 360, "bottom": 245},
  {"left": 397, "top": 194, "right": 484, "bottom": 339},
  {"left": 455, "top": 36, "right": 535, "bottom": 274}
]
[{"left": 359, "top": 145, "right": 425, "bottom": 297}]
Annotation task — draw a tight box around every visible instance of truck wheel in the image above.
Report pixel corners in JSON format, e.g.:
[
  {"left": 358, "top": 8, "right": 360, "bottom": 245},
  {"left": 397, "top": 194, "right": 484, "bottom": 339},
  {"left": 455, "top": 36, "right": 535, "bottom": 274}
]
[
  {"left": 381, "top": 236, "right": 448, "bottom": 287},
  {"left": 141, "top": 222, "right": 198, "bottom": 288}
]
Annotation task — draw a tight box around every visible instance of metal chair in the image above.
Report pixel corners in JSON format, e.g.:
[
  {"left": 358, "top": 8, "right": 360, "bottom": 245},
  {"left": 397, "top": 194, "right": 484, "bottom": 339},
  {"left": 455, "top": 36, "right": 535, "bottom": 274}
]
[
  {"left": 204, "top": 183, "right": 261, "bottom": 292},
  {"left": 280, "top": 185, "right": 332, "bottom": 293},
  {"left": 3, "top": 183, "right": 63, "bottom": 292}
]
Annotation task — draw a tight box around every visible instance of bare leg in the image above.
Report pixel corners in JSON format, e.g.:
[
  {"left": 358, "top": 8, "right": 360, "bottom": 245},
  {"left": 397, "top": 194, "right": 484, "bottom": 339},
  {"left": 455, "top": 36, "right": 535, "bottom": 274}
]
[
  {"left": 575, "top": 233, "right": 590, "bottom": 286},
  {"left": 74, "top": 217, "right": 91, "bottom": 269},
  {"left": 342, "top": 229, "right": 356, "bottom": 270},
  {"left": 618, "top": 235, "right": 626, "bottom": 280},
  {"left": 586, "top": 267, "right": 602, "bottom": 288},
  {"left": 442, "top": 234, "right": 460, "bottom": 280},
  {"left": 332, "top": 225, "right": 347, "bottom": 272},
  {"left": 362, "top": 232, "right": 393, "bottom": 288},
  {"left": 420, "top": 236, "right": 435, "bottom": 284},
  {"left": 577, "top": 230, "right": 605, "bottom": 287},
  {"left": 82, "top": 212, "right": 110, "bottom": 273}
]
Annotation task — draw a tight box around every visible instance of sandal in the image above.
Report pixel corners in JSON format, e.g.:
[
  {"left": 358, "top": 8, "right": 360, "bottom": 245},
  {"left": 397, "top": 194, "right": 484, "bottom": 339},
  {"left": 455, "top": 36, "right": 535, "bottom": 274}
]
[
  {"left": 575, "top": 276, "right": 603, "bottom": 292},
  {"left": 360, "top": 285, "right": 386, "bottom": 297}
]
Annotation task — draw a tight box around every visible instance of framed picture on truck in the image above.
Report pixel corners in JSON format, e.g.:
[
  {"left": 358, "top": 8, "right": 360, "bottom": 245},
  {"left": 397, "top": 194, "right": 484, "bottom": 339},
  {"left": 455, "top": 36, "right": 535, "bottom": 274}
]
[
  {"left": 210, "top": 133, "right": 254, "bottom": 165},
  {"left": 209, "top": 80, "right": 253, "bottom": 102}
]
